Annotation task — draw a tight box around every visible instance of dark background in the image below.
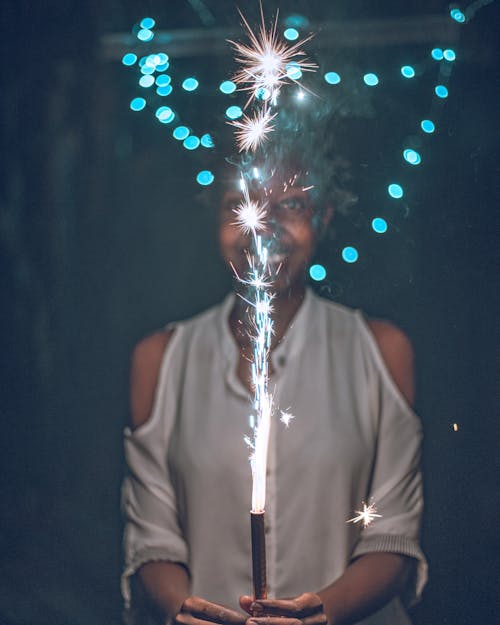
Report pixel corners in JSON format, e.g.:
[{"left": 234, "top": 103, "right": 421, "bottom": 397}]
[{"left": 0, "top": 1, "right": 498, "bottom": 624}]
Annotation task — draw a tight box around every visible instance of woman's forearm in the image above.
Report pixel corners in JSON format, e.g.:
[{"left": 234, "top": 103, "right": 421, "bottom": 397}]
[
  {"left": 317, "top": 552, "right": 413, "bottom": 625},
  {"left": 137, "top": 560, "right": 191, "bottom": 620}
]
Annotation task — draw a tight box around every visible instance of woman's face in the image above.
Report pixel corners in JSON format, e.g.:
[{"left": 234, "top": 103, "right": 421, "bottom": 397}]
[{"left": 218, "top": 181, "right": 330, "bottom": 294}]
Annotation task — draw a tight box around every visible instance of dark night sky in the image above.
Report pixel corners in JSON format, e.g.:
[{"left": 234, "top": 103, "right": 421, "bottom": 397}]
[{"left": 0, "top": 1, "right": 498, "bottom": 624}]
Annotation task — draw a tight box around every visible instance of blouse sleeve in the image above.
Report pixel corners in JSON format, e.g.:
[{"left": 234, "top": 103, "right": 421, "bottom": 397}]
[
  {"left": 350, "top": 314, "right": 428, "bottom": 606},
  {"left": 121, "top": 328, "right": 189, "bottom": 609}
]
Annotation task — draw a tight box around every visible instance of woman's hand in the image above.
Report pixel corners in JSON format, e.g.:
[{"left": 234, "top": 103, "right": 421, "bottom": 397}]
[
  {"left": 239, "top": 593, "right": 328, "bottom": 625},
  {"left": 175, "top": 596, "right": 248, "bottom": 625}
]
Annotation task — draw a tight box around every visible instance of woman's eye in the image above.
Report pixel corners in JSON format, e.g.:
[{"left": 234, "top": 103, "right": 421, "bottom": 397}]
[{"left": 277, "top": 197, "right": 306, "bottom": 212}]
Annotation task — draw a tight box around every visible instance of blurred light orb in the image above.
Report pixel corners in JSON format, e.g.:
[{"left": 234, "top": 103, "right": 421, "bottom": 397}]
[
  {"left": 401, "top": 65, "right": 415, "bottom": 78},
  {"left": 443, "top": 48, "right": 456, "bottom": 61},
  {"left": 388, "top": 183, "right": 404, "bottom": 199},
  {"left": 284, "top": 28, "right": 299, "bottom": 41},
  {"left": 140, "top": 65, "right": 155, "bottom": 75},
  {"left": 372, "top": 218, "right": 388, "bottom": 234},
  {"left": 363, "top": 73, "right": 379, "bottom": 86},
  {"left": 156, "top": 74, "right": 171, "bottom": 87},
  {"left": 226, "top": 105, "right": 243, "bottom": 119},
  {"left": 196, "top": 170, "right": 215, "bottom": 186},
  {"left": 324, "top": 71, "right": 341, "bottom": 84},
  {"left": 130, "top": 97, "right": 146, "bottom": 111},
  {"left": 431, "top": 47, "right": 444, "bottom": 60},
  {"left": 286, "top": 62, "right": 302, "bottom": 80},
  {"left": 403, "top": 149, "right": 421, "bottom": 165},
  {"left": 156, "top": 53, "right": 168, "bottom": 64},
  {"left": 173, "top": 126, "right": 190, "bottom": 140},
  {"left": 156, "top": 106, "right": 175, "bottom": 123},
  {"left": 284, "top": 14, "right": 310, "bottom": 28},
  {"left": 309, "top": 264, "right": 327, "bottom": 281},
  {"left": 219, "top": 80, "right": 236, "bottom": 94},
  {"left": 146, "top": 54, "right": 162, "bottom": 67},
  {"left": 450, "top": 8, "right": 466, "bottom": 22},
  {"left": 122, "top": 53, "right": 137, "bottom": 66},
  {"left": 435, "top": 84, "right": 449, "bottom": 98},
  {"left": 201, "top": 134, "right": 215, "bottom": 148},
  {"left": 182, "top": 77, "right": 199, "bottom": 91},
  {"left": 156, "top": 85, "right": 173, "bottom": 96},
  {"left": 156, "top": 61, "right": 169, "bottom": 72},
  {"left": 140, "top": 17, "right": 155, "bottom": 29},
  {"left": 183, "top": 135, "right": 201, "bottom": 150},
  {"left": 421, "top": 119, "right": 435, "bottom": 133},
  {"left": 138, "top": 56, "right": 147, "bottom": 67},
  {"left": 255, "top": 87, "right": 271, "bottom": 100},
  {"left": 342, "top": 247, "right": 359, "bottom": 263},
  {"left": 137, "top": 28, "right": 154, "bottom": 42},
  {"left": 296, "top": 90, "right": 305, "bottom": 100},
  {"left": 139, "top": 75, "right": 155, "bottom": 88}
]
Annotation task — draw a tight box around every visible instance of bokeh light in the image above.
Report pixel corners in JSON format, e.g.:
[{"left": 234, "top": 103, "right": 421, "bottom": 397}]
[
  {"left": 363, "top": 73, "right": 379, "bottom": 86},
  {"left": 173, "top": 126, "right": 190, "bottom": 140},
  {"left": 183, "top": 135, "right": 201, "bottom": 150},
  {"left": 140, "top": 65, "right": 155, "bottom": 75},
  {"left": 342, "top": 247, "right": 359, "bottom": 263},
  {"left": 421, "top": 119, "right": 435, "bottom": 133},
  {"left": 156, "top": 75, "right": 171, "bottom": 87},
  {"left": 388, "top": 183, "right": 404, "bottom": 199},
  {"left": 435, "top": 85, "right": 449, "bottom": 98},
  {"left": 156, "top": 85, "right": 173, "bottom": 96},
  {"left": 182, "top": 77, "right": 199, "bottom": 91},
  {"left": 219, "top": 80, "right": 236, "bottom": 94},
  {"left": 286, "top": 62, "right": 302, "bottom": 80},
  {"left": 130, "top": 97, "right": 146, "bottom": 112},
  {"left": 284, "top": 28, "right": 299, "bottom": 41},
  {"left": 140, "top": 17, "right": 155, "bottom": 29},
  {"left": 155, "top": 106, "right": 175, "bottom": 124},
  {"left": 443, "top": 49, "right": 456, "bottom": 61},
  {"left": 401, "top": 65, "right": 415, "bottom": 78},
  {"left": 196, "top": 170, "right": 215, "bottom": 186},
  {"left": 122, "top": 53, "right": 137, "bottom": 66},
  {"left": 139, "top": 75, "right": 155, "bottom": 88},
  {"left": 372, "top": 218, "right": 388, "bottom": 234},
  {"left": 284, "top": 14, "right": 309, "bottom": 28},
  {"left": 137, "top": 28, "right": 154, "bottom": 42},
  {"left": 450, "top": 8, "right": 466, "bottom": 22},
  {"left": 403, "top": 148, "right": 422, "bottom": 165},
  {"left": 226, "top": 105, "right": 243, "bottom": 119},
  {"left": 431, "top": 48, "right": 444, "bottom": 60},
  {"left": 255, "top": 87, "right": 271, "bottom": 100},
  {"left": 309, "top": 264, "right": 327, "bottom": 281},
  {"left": 324, "top": 71, "right": 341, "bottom": 84},
  {"left": 201, "top": 134, "right": 215, "bottom": 148}
]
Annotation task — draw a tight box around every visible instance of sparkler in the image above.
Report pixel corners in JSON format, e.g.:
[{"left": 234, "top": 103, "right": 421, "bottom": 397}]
[
  {"left": 347, "top": 502, "right": 382, "bottom": 528},
  {"left": 231, "top": 109, "right": 277, "bottom": 152}
]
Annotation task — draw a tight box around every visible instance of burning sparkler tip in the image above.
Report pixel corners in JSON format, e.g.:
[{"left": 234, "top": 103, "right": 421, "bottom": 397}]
[{"left": 347, "top": 502, "right": 382, "bottom": 528}]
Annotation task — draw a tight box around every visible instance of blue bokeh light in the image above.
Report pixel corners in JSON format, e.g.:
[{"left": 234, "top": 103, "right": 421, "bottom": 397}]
[
  {"left": 226, "top": 105, "right": 243, "bottom": 119},
  {"left": 342, "top": 247, "right": 359, "bottom": 263},
  {"left": 140, "top": 17, "right": 155, "bottom": 29},
  {"left": 403, "top": 149, "right": 422, "bottom": 165},
  {"left": 219, "top": 80, "right": 236, "bottom": 94},
  {"left": 137, "top": 28, "right": 154, "bottom": 42},
  {"left": 401, "top": 65, "right": 415, "bottom": 78},
  {"left": 324, "top": 71, "right": 341, "bottom": 85},
  {"left": 286, "top": 62, "right": 302, "bottom": 80},
  {"left": 197, "top": 170, "right": 215, "bottom": 186},
  {"left": 130, "top": 97, "right": 146, "bottom": 111},
  {"left": 372, "top": 218, "right": 388, "bottom": 234},
  {"left": 140, "top": 65, "right": 155, "bottom": 75},
  {"left": 156, "top": 61, "right": 170, "bottom": 72},
  {"left": 421, "top": 119, "right": 435, "bottom": 133},
  {"left": 309, "top": 264, "right": 327, "bottom": 281},
  {"left": 443, "top": 49, "right": 456, "bottom": 61},
  {"left": 388, "top": 183, "right": 404, "bottom": 199},
  {"left": 255, "top": 87, "right": 271, "bottom": 100},
  {"left": 173, "top": 126, "right": 190, "bottom": 140},
  {"left": 122, "top": 53, "right": 137, "bottom": 66},
  {"left": 435, "top": 84, "right": 449, "bottom": 98},
  {"left": 285, "top": 14, "right": 309, "bottom": 28},
  {"left": 139, "top": 75, "right": 155, "bottom": 88},
  {"left": 363, "top": 73, "right": 379, "bottom": 86},
  {"left": 201, "top": 134, "right": 215, "bottom": 148},
  {"left": 183, "top": 136, "right": 201, "bottom": 150},
  {"left": 156, "top": 106, "right": 175, "bottom": 124},
  {"left": 431, "top": 48, "right": 444, "bottom": 61},
  {"left": 182, "top": 77, "right": 199, "bottom": 92},
  {"left": 284, "top": 28, "right": 299, "bottom": 41},
  {"left": 450, "top": 8, "right": 466, "bottom": 22},
  {"left": 156, "top": 85, "right": 173, "bottom": 96},
  {"left": 138, "top": 56, "right": 147, "bottom": 67},
  {"left": 156, "top": 74, "right": 171, "bottom": 87}
]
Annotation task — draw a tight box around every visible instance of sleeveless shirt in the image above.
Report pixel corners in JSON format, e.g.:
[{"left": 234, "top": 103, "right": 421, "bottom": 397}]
[{"left": 122, "top": 290, "right": 427, "bottom": 624}]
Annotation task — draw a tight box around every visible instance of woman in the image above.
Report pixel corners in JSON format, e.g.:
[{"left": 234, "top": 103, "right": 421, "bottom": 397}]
[{"left": 121, "top": 154, "right": 426, "bottom": 625}]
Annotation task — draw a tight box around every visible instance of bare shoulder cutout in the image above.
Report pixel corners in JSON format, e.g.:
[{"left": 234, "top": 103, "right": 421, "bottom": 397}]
[{"left": 129, "top": 329, "right": 175, "bottom": 430}]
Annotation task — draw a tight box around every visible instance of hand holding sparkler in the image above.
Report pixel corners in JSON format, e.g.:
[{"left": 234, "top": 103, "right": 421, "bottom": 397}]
[
  {"left": 239, "top": 592, "right": 327, "bottom": 625},
  {"left": 175, "top": 596, "right": 247, "bottom": 625}
]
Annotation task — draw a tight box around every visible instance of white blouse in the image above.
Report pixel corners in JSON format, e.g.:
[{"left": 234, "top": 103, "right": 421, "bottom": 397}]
[{"left": 122, "top": 290, "right": 427, "bottom": 624}]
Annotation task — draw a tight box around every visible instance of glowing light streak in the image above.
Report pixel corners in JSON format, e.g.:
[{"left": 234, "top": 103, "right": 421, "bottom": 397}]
[
  {"left": 230, "top": 109, "right": 276, "bottom": 152},
  {"left": 347, "top": 502, "right": 382, "bottom": 528},
  {"left": 228, "top": 7, "right": 315, "bottom": 106}
]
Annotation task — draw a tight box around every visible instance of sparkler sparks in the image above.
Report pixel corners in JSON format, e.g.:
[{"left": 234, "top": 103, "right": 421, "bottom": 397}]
[
  {"left": 280, "top": 411, "right": 295, "bottom": 427},
  {"left": 347, "top": 502, "right": 382, "bottom": 528},
  {"left": 232, "top": 197, "right": 267, "bottom": 234},
  {"left": 229, "top": 6, "right": 315, "bottom": 106},
  {"left": 231, "top": 109, "right": 276, "bottom": 152}
]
